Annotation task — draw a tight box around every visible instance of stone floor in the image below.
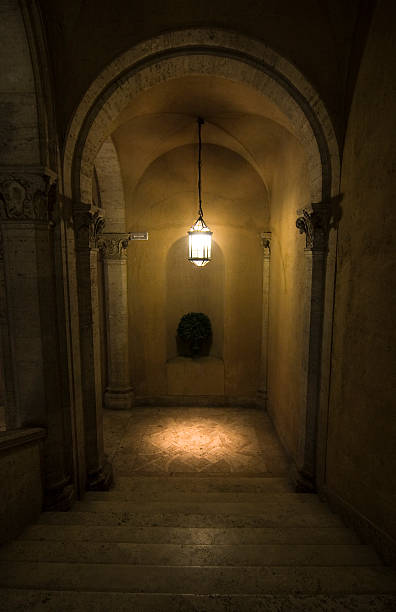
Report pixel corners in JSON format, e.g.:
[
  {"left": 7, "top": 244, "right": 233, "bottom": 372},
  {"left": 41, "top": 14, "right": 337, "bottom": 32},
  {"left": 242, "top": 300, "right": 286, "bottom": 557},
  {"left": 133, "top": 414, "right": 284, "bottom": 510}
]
[{"left": 103, "top": 406, "right": 289, "bottom": 477}]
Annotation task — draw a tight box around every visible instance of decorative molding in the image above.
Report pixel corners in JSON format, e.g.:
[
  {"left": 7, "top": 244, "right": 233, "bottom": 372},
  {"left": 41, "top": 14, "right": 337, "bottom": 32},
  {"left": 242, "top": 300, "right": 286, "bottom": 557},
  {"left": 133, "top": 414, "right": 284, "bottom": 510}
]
[
  {"left": 74, "top": 206, "right": 105, "bottom": 250},
  {"left": 0, "top": 172, "right": 57, "bottom": 225},
  {"left": 296, "top": 203, "right": 330, "bottom": 251},
  {"left": 260, "top": 231, "right": 271, "bottom": 257},
  {"left": 98, "top": 232, "right": 130, "bottom": 260}
]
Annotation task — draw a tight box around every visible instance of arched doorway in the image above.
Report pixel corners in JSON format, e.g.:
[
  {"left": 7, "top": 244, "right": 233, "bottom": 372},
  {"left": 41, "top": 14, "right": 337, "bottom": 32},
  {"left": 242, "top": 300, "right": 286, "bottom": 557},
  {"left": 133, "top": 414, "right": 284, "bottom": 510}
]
[{"left": 63, "top": 28, "right": 340, "bottom": 492}]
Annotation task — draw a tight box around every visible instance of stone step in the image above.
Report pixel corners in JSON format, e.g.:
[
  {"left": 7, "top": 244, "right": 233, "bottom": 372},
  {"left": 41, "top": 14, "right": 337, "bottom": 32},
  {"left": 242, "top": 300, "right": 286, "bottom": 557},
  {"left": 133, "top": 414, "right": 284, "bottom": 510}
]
[
  {"left": 2, "top": 590, "right": 396, "bottom": 612},
  {"left": 111, "top": 475, "right": 292, "bottom": 495},
  {"left": 0, "top": 562, "right": 395, "bottom": 594},
  {"left": 85, "top": 490, "right": 297, "bottom": 503},
  {"left": 72, "top": 496, "right": 332, "bottom": 516},
  {"left": 19, "top": 524, "right": 360, "bottom": 545},
  {"left": 0, "top": 541, "right": 379, "bottom": 566},
  {"left": 37, "top": 509, "right": 342, "bottom": 528}
]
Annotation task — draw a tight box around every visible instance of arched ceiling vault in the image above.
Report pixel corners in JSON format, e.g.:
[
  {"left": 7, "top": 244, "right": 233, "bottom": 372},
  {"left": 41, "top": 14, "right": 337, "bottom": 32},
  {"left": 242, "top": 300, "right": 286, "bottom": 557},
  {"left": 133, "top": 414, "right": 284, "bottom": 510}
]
[
  {"left": 97, "top": 74, "right": 307, "bottom": 219},
  {"left": 111, "top": 111, "right": 290, "bottom": 199},
  {"left": 65, "top": 29, "right": 340, "bottom": 206}
]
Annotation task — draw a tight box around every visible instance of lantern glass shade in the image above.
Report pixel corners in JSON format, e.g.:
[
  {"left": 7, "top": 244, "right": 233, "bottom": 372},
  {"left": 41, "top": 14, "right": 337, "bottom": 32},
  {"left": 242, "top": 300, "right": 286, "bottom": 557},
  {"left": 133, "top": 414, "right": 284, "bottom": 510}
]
[{"left": 188, "top": 216, "right": 212, "bottom": 267}]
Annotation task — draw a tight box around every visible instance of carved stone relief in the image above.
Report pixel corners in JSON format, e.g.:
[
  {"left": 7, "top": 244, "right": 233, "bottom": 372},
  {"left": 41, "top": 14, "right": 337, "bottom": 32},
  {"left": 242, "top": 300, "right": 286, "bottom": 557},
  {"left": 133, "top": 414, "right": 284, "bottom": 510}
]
[
  {"left": 97, "top": 233, "right": 130, "bottom": 259},
  {"left": 260, "top": 232, "right": 271, "bottom": 256},
  {"left": 74, "top": 208, "right": 105, "bottom": 250},
  {"left": 296, "top": 203, "right": 330, "bottom": 251},
  {"left": 0, "top": 174, "right": 57, "bottom": 224}
]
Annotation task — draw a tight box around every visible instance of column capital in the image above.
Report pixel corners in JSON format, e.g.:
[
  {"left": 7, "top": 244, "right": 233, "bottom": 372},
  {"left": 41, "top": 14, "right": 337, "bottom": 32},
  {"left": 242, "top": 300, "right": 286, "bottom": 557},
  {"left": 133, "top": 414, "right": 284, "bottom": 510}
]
[
  {"left": 259, "top": 231, "right": 271, "bottom": 257},
  {"left": 98, "top": 232, "right": 130, "bottom": 260},
  {"left": 296, "top": 202, "right": 330, "bottom": 251},
  {"left": 0, "top": 169, "right": 57, "bottom": 226},
  {"left": 74, "top": 205, "right": 105, "bottom": 250}
]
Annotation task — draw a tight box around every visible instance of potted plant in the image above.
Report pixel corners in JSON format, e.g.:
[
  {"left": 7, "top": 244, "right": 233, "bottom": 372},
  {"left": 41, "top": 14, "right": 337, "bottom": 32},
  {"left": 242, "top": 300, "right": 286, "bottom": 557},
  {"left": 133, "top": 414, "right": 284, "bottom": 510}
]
[{"left": 176, "top": 312, "right": 212, "bottom": 358}]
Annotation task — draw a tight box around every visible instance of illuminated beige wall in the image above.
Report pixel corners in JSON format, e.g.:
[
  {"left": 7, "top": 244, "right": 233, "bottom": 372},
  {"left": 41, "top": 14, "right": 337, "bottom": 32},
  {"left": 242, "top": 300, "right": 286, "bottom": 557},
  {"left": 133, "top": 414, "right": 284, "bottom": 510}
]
[
  {"left": 267, "top": 132, "right": 311, "bottom": 460},
  {"left": 122, "top": 143, "right": 269, "bottom": 399},
  {"left": 110, "top": 76, "right": 312, "bottom": 417}
]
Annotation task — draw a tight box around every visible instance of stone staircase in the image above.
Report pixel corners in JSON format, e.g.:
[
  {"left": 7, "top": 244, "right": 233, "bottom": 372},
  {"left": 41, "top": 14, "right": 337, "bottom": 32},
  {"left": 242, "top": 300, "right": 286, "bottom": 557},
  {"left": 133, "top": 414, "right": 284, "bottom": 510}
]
[{"left": 0, "top": 475, "right": 395, "bottom": 611}]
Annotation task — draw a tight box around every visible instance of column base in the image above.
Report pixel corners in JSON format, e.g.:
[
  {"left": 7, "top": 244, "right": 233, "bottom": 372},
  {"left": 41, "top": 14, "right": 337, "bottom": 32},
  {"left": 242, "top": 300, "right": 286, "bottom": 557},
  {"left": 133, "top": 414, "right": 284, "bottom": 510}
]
[
  {"left": 289, "top": 462, "right": 316, "bottom": 493},
  {"left": 44, "top": 479, "right": 75, "bottom": 511},
  {"left": 87, "top": 459, "right": 113, "bottom": 491},
  {"left": 256, "top": 389, "right": 268, "bottom": 409},
  {"left": 104, "top": 387, "right": 134, "bottom": 410}
]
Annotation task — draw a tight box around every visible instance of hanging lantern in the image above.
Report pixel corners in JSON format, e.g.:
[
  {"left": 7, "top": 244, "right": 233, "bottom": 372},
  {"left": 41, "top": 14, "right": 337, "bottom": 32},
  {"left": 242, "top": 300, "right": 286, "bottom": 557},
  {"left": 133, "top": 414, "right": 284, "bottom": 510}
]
[{"left": 188, "top": 117, "right": 212, "bottom": 267}]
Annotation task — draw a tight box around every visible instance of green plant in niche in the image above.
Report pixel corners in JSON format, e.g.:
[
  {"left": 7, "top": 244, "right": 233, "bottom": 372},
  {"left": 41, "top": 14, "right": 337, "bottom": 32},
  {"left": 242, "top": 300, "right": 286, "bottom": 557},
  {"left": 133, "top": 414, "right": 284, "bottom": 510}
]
[{"left": 177, "top": 312, "right": 212, "bottom": 357}]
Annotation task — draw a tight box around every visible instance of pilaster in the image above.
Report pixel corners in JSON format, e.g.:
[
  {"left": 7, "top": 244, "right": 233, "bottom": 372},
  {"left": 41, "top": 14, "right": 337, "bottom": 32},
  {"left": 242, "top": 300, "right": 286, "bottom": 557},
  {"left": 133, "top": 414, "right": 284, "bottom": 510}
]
[
  {"left": 74, "top": 205, "right": 112, "bottom": 490},
  {"left": 257, "top": 232, "right": 271, "bottom": 408},
  {"left": 98, "top": 233, "right": 133, "bottom": 410},
  {"left": 293, "top": 203, "right": 330, "bottom": 492}
]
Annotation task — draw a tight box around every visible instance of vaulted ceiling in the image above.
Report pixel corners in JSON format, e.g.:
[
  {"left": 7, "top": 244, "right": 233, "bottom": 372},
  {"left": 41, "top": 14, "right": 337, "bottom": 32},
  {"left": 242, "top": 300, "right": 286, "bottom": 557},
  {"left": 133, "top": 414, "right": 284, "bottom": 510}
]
[
  {"left": 38, "top": 0, "right": 374, "bottom": 144},
  {"left": 110, "top": 75, "right": 298, "bottom": 198}
]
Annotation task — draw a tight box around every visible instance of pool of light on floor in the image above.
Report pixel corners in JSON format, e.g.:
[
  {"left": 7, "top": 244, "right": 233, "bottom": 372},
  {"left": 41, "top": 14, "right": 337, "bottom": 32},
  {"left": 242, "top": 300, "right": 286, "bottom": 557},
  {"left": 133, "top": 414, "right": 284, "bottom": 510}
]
[
  {"left": 146, "top": 419, "right": 249, "bottom": 459},
  {"left": 104, "top": 407, "right": 288, "bottom": 475}
]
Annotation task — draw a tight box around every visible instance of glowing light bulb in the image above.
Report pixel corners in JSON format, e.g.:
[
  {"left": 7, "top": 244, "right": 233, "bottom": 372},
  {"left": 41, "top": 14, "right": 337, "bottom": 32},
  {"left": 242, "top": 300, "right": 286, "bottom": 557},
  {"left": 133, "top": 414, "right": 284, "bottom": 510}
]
[{"left": 188, "top": 216, "right": 212, "bottom": 267}]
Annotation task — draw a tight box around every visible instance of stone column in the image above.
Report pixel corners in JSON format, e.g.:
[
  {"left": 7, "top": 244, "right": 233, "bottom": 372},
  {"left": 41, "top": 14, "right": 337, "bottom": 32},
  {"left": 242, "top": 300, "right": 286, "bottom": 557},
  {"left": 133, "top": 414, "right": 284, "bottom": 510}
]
[
  {"left": 293, "top": 203, "right": 329, "bottom": 491},
  {"left": 98, "top": 233, "right": 133, "bottom": 410},
  {"left": 257, "top": 232, "right": 271, "bottom": 408},
  {"left": 0, "top": 170, "right": 74, "bottom": 509},
  {"left": 74, "top": 205, "right": 112, "bottom": 490}
]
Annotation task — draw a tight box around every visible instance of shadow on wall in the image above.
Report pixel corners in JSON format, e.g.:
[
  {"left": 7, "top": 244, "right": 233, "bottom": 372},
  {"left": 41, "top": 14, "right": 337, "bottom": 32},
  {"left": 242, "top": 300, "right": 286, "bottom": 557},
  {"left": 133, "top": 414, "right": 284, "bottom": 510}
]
[{"left": 166, "top": 237, "right": 224, "bottom": 360}]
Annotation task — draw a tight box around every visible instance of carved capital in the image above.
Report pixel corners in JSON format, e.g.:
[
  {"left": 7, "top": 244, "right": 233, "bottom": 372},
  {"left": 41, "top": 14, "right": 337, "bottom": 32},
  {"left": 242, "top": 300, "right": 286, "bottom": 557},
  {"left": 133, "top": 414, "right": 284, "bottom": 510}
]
[
  {"left": 0, "top": 172, "right": 57, "bottom": 225},
  {"left": 74, "top": 206, "right": 105, "bottom": 250},
  {"left": 296, "top": 203, "right": 330, "bottom": 251},
  {"left": 98, "top": 232, "right": 130, "bottom": 260},
  {"left": 260, "top": 231, "right": 271, "bottom": 256}
]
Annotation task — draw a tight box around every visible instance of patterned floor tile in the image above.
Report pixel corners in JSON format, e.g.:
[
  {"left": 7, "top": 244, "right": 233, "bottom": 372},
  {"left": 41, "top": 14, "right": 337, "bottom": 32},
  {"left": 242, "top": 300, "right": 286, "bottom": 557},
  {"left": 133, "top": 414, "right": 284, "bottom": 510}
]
[{"left": 104, "top": 407, "right": 289, "bottom": 477}]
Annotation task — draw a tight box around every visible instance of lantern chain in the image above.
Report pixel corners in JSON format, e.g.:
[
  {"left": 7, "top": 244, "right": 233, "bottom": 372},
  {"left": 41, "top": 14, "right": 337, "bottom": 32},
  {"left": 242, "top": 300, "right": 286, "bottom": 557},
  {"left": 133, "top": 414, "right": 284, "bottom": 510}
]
[{"left": 197, "top": 117, "right": 204, "bottom": 219}]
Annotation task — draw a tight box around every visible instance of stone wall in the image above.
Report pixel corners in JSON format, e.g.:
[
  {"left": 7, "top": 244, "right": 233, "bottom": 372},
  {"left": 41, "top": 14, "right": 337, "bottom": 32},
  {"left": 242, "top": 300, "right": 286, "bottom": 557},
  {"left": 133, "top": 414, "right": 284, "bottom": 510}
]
[
  {"left": 0, "top": 0, "right": 40, "bottom": 165},
  {"left": 267, "top": 132, "right": 311, "bottom": 461},
  {"left": 0, "top": 428, "right": 45, "bottom": 544},
  {"left": 325, "top": 0, "right": 396, "bottom": 546}
]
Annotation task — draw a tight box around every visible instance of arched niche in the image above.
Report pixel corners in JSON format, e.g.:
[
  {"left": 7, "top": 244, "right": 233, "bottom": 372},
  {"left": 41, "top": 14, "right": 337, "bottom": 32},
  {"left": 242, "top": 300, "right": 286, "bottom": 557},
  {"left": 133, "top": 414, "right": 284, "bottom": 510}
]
[
  {"left": 166, "top": 237, "right": 225, "bottom": 361},
  {"left": 127, "top": 141, "right": 268, "bottom": 399}
]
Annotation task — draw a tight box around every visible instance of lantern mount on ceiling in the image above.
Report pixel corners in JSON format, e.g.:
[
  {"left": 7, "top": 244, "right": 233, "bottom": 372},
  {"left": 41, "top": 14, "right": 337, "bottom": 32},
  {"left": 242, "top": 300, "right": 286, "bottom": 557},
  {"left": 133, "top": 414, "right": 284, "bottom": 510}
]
[{"left": 188, "top": 117, "right": 212, "bottom": 267}]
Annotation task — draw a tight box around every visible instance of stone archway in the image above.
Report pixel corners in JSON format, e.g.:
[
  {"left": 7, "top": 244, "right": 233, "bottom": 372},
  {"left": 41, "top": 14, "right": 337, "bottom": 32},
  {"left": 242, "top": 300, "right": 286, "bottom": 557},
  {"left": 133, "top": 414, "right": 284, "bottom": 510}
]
[
  {"left": 63, "top": 28, "right": 339, "bottom": 205},
  {"left": 63, "top": 28, "right": 341, "bottom": 491}
]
